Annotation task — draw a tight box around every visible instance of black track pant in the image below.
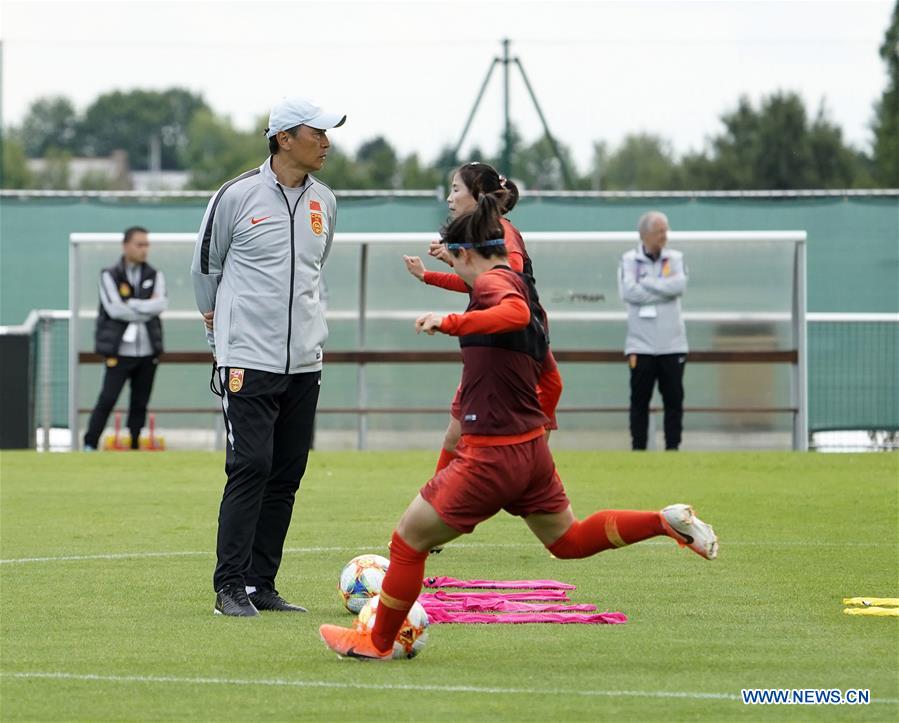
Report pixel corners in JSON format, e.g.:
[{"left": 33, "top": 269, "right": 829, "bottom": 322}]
[
  {"left": 84, "top": 355, "right": 158, "bottom": 449},
  {"left": 214, "top": 367, "right": 321, "bottom": 592},
  {"left": 629, "top": 353, "right": 686, "bottom": 451}
]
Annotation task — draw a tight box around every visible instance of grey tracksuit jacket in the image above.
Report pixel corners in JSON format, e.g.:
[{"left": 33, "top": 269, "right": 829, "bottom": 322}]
[
  {"left": 617, "top": 244, "right": 688, "bottom": 355},
  {"left": 191, "top": 157, "right": 336, "bottom": 374}
]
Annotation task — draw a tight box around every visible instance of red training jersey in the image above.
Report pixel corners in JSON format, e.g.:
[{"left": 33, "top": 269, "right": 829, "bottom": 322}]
[{"left": 439, "top": 267, "right": 549, "bottom": 444}]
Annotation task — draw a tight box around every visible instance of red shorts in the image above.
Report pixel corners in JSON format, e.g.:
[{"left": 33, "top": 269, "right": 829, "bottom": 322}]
[{"left": 420, "top": 435, "right": 570, "bottom": 533}]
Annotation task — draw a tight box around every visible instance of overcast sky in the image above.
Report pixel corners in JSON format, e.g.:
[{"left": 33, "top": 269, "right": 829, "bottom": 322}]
[{"left": 1, "top": 0, "right": 892, "bottom": 171}]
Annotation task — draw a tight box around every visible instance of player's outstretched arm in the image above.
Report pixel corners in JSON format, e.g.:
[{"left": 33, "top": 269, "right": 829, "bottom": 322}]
[
  {"left": 423, "top": 271, "right": 469, "bottom": 293},
  {"left": 440, "top": 296, "right": 530, "bottom": 337},
  {"left": 405, "top": 254, "right": 470, "bottom": 293}
]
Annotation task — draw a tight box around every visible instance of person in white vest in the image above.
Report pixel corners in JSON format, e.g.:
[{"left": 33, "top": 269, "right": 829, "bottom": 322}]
[{"left": 617, "top": 211, "right": 688, "bottom": 450}]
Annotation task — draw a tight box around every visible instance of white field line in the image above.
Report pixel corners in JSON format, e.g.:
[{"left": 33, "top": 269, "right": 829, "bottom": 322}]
[
  {"left": 0, "top": 540, "right": 894, "bottom": 565},
  {"left": 5, "top": 671, "right": 896, "bottom": 705}
]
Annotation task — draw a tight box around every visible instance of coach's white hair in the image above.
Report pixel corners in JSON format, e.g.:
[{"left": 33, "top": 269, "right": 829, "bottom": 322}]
[{"left": 638, "top": 211, "right": 669, "bottom": 239}]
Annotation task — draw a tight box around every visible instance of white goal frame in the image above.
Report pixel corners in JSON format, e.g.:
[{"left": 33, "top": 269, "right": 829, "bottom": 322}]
[{"left": 69, "top": 230, "right": 808, "bottom": 450}]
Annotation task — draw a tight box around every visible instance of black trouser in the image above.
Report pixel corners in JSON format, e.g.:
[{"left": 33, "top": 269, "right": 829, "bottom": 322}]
[
  {"left": 629, "top": 353, "right": 686, "bottom": 451},
  {"left": 84, "top": 355, "right": 158, "bottom": 449},
  {"left": 214, "top": 367, "right": 321, "bottom": 592}
]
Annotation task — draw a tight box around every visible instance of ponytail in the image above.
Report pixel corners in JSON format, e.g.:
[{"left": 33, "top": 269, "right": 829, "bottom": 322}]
[
  {"left": 497, "top": 175, "right": 519, "bottom": 213},
  {"left": 466, "top": 194, "right": 504, "bottom": 248},
  {"left": 456, "top": 162, "right": 519, "bottom": 215}
]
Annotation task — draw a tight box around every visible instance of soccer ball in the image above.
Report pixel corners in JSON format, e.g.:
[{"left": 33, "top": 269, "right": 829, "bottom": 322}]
[
  {"left": 357, "top": 594, "right": 429, "bottom": 659},
  {"left": 338, "top": 554, "right": 390, "bottom": 614}
]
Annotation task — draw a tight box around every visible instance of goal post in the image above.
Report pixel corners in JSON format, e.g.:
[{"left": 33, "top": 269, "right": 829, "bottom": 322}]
[{"left": 68, "top": 230, "right": 808, "bottom": 451}]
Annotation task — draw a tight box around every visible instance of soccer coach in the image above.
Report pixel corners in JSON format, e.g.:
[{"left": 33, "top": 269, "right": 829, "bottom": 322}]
[
  {"left": 191, "top": 96, "right": 346, "bottom": 617},
  {"left": 618, "top": 211, "right": 688, "bottom": 451}
]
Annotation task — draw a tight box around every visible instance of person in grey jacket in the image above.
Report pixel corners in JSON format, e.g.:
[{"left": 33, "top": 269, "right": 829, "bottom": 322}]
[
  {"left": 191, "top": 96, "right": 345, "bottom": 617},
  {"left": 617, "top": 211, "right": 688, "bottom": 451}
]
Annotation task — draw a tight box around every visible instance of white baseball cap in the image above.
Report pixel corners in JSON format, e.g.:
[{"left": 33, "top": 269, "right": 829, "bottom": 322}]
[{"left": 265, "top": 96, "right": 346, "bottom": 137}]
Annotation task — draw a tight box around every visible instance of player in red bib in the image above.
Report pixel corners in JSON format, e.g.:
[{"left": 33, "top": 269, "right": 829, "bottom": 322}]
[
  {"left": 403, "top": 162, "right": 562, "bottom": 475},
  {"left": 320, "top": 193, "right": 719, "bottom": 661}
]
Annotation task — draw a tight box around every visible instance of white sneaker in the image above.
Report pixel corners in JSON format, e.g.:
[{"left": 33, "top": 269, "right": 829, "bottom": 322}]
[{"left": 660, "top": 504, "right": 718, "bottom": 560}]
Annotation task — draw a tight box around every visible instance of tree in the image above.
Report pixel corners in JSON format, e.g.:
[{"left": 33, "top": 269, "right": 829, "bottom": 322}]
[
  {"left": 601, "top": 133, "right": 679, "bottom": 190},
  {"left": 807, "top": 103, "right": 861, "bottom": 188},
  {"left": 871, "top": 0, "right": 899, "bottom": 185},
  {"left": 519, "top": 134, "right": 587, "bottom": 190},
  {"left": 513, "top": 134, "right": 562, "bottom": 189},
  {"left": 19, "top": 96, "right": 81, "bottom": 157},
  {"left": 1, "top": 135, "right": 35, "bottom": 188},
  {"left": 34, "top": 148, "right": 72, "bottom": 189},
  {"left": 316, "top": 145, "right": 369, "bottom": 189},
  {"left": 430, "top": 145, "right": 459, "bottom": 186},
  {"left": 182, "top": 109, "right": 262, "bottom": 189},
  {"left": 355, "top": 136, "right": 399, "bottom": 188},
  {"left": 80, "top": 88, "right": 208, "bottom": 170},
  {"left": 397, "top": 153, "right": 443, "bottom": 189},
  {"left": 680, "top": 92, "right": 865, "bottom": 189}
]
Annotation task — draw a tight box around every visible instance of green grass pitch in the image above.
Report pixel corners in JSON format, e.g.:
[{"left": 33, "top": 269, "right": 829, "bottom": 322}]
[{"left": 1, "top": 450, "right": 897, "bottom": 721}]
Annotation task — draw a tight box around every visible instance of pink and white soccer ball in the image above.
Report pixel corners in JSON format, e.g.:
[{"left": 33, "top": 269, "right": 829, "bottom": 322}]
[
  {"left": 357, "top": 594, "right": 429, "bottom": 659},
  {"left": 338, "top": 554, "right": 390, "bottom": 614}
]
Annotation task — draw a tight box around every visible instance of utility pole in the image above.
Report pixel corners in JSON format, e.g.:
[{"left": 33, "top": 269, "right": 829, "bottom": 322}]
[
  {"left": 502, "top": 38, "right": 512, "bottom": 177},
  {"left": 453, "top": 38, "right": 574, "bottom": 189}
]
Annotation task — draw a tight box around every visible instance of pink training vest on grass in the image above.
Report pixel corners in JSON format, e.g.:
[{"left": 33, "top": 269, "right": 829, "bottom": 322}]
[
  {"left": 423, "top": 576, "right": 576, "bottom": 590},
  {"left": 418, "top": 594, "right": 598, "bottom": 613},
  {"left": 425, "top": 589, "right": 573, "bottom": 602},
  {"left": 419, "top": 578, "right": 627, "bottom": 624},
  {"left": 425, "top": 609, "right": 628, "bottom": 625}
]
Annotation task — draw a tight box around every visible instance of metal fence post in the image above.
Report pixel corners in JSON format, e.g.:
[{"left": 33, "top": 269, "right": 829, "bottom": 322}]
[
  {"left": 356, "top": 243, "right": 369, "bottom": 450},
  {"left": 68, "top": 238, "right": 80, "bottom": 450},
  {"left": 792, "top": 238, "right": 809, "bottom": 451},
  {"left": 40, "top": 315, "right": 53, "bottom": 451}
]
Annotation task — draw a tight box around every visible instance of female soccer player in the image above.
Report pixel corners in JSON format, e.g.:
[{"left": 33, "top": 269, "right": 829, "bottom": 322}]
[
  {"left": 403, "top": 162, "right": 562, "bottom": 474},
  {"left": 320, "top": 194, "right": 718, "bottom": 661}
]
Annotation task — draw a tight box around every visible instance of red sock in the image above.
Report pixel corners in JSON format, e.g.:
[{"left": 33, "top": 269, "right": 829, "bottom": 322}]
[
  {"left": 434, "top": 447, "right": 458, "bottom": 474},
  {"left": 548, "top": 510, "right": 664, "bottom": 559},
  {"left": 371, "top": 531, "right": 429, "bottom": 653}
]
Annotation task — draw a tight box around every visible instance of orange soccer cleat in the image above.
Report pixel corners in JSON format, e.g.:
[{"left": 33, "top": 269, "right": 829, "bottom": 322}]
[{"left": 319, "top": 623, "right": 393, "bottom": 661}]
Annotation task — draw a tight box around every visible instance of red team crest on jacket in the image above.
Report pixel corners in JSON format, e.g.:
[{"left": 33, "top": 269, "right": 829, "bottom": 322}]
[{"left": 310, "top": 212, "right": 324, "bottom": 235}]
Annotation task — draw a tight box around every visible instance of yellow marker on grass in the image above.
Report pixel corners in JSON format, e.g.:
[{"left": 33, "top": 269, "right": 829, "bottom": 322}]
[
  {"left": 842, "top": 597, "right": 899, "bottom": 616},
  {"left": 842, "top": 597, "right": 899, "bottom": 607},
  {"left": 843, "top": 607, "right": 899, "bottom": 617}
]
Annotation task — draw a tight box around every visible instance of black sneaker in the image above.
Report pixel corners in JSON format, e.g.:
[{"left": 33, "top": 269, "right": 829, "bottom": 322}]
[
  {"left": 249, "top": 588, "right": 308, "bottom": 612},
  {"left": 214, "top": 584, "right": 260, "bottom": 617}
]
